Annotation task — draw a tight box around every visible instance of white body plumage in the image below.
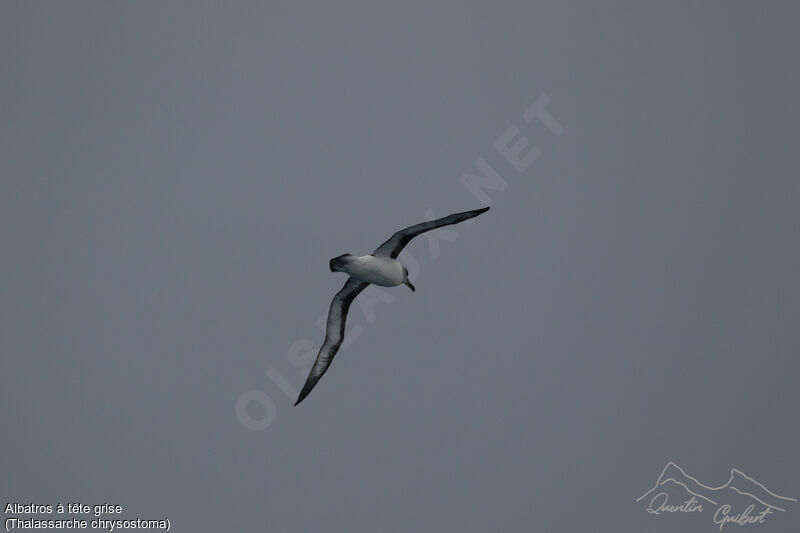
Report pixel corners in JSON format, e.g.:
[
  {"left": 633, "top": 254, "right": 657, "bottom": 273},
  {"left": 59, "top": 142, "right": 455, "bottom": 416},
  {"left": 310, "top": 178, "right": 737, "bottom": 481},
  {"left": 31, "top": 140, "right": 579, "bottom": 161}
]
[{"left": 334, "top": 255, "right": 406, "bottom": 287}]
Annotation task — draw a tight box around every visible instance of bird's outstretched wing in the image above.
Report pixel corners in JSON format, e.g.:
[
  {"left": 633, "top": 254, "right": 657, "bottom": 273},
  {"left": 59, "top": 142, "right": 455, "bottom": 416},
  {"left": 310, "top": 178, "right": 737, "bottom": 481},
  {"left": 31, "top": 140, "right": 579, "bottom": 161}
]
[
  {"left": 372, "top": 206, "right": 490, "bottom": 259},
  {"left": 295, "top": 277, "right": 369, "bottom": 405}
]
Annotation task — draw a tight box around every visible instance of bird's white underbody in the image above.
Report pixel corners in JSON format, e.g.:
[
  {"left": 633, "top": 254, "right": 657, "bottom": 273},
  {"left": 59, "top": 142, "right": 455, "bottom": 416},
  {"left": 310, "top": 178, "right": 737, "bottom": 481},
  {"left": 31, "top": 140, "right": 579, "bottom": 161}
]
[{"left": 333, "top": 255, "right": 406, "bottom": 287}]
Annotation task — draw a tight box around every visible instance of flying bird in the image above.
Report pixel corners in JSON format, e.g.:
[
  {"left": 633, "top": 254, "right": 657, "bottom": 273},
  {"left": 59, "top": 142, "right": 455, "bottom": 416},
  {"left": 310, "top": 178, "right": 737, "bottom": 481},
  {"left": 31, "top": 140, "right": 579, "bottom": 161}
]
[{"left": 294, "top": 206, "right": 490, "bottom": 405}]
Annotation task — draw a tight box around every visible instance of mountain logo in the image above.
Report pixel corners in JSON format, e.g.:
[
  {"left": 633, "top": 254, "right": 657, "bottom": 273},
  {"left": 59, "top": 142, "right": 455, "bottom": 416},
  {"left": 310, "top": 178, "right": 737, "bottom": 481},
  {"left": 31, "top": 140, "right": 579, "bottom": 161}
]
[{"left": 636, "top": 461, "right": 796, "bottom": 530}]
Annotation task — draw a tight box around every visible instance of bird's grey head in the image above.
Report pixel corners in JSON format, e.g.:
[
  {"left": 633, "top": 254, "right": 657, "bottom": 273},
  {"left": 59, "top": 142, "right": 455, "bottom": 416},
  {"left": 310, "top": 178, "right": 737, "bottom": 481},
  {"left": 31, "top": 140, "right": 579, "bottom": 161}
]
[{"left": 329, "top": 253, "right": 355, "bottom": 272}]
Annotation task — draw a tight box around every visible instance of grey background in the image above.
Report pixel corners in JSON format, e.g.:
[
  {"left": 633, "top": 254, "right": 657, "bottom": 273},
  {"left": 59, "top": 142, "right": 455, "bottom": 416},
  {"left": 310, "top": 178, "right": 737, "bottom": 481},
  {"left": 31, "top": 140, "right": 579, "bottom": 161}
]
[{"left": 2, "top": 2, "right": 798, "bottom": 532}]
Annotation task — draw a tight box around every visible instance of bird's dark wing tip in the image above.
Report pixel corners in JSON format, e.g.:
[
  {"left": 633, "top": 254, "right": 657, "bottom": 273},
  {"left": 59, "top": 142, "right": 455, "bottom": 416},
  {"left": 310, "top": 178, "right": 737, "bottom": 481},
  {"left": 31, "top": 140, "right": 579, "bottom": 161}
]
[
  {"left": 293, "top": 393, "right": 307, "bottom": 406},
  {"left": 294, "top": 377, "right": 317, "bottom": 406},
  {"left": 294, "top": 389, "right": 308, "bottom": 406}
]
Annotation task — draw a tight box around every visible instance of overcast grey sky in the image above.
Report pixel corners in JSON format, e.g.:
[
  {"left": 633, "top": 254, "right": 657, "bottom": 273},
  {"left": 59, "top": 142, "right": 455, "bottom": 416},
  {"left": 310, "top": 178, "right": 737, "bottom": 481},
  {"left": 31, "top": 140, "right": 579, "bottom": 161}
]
[{"left": 2, "top": 2, "right": 799, "bottom": 532}]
